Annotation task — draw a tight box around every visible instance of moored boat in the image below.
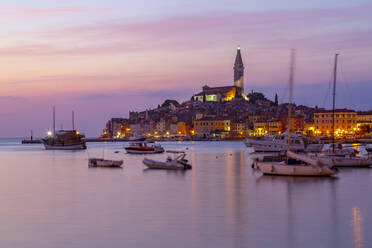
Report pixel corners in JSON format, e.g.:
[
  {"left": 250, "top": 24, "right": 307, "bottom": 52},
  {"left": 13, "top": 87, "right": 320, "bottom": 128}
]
[
  {"left": 88, "top": 158, "right": 123, "bottom": 168},
  {"left": 256, "top": 151, "right": 338, "bottom": 176},
  {"left": 254, "top": 50, "right": 337, "bottom": 177},
  {"left": 245, "top": 132, "right": 323, "bottom": 153},
  {"left": 308, "top": 153, "right": 372, "bottom": 168},
  {"left": 143, "top": 151, "right": 192, "bottom": 170},
  {"left": 365, "top": 144, "right": 372, "bottom": 153},
  {"left": 42, "top": 130, "right": 86, "bottom": 150},
  {"left": 125, "top": 142, "right": 164, "bottom": 154}
]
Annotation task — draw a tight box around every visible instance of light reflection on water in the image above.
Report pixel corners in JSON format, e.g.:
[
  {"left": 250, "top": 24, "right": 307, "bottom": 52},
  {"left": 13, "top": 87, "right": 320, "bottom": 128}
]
[{"left": 0, "top": 139, "right": 371, "bottom": 248}]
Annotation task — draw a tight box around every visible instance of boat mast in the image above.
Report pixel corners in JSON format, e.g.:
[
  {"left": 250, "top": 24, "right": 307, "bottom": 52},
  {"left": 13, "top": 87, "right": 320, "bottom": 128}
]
[
  {"left": 53, "top": 106, "right": 56, "bottom": 137},
  {"left": 332, "top": 54, "right": 339, "bottom": 153},
  {"left": 287, "top": 49, "right": 295, "bottom": 155},
  {"left": 72, "top": 110, "right": 75, "bottom": 131}
]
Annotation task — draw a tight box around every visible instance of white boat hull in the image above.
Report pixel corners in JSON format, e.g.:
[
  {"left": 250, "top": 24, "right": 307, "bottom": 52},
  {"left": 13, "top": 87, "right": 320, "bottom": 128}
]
[
  {"left": 257, "top": 162, "right": 337, "bottom": 176},
  {"left": 309, "top": 155, "right": 372, "bottom": 167},
  {"left": 44, "top": 143, "right": 86, "bottom": 150},
  {"left": 143, "top": 158, "right": 190, "bottom": 170},
  {"left": 252, "top": 142, "right": 304, "bottom": 152}
]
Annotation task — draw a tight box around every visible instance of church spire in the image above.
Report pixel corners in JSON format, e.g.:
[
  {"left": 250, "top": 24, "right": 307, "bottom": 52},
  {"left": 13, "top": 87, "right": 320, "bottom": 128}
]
[{"left": 234, "top": 45, "right": 244, "bottom": 93}]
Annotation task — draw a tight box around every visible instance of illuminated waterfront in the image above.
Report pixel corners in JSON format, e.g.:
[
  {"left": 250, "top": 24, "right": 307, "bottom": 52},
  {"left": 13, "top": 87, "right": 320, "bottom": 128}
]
[{"left": 0, "top": 139, "right": 371, "bottom": 248}]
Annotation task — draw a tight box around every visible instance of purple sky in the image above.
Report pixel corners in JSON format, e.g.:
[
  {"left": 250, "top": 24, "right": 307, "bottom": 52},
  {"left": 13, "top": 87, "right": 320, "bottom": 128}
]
[{"left": 0, "top": 1, "right": 371, "bottom": 137}]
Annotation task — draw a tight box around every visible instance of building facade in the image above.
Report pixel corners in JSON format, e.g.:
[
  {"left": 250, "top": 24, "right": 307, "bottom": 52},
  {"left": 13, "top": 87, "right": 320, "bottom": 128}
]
[{"left": 314, "top": 109, "right": 357, "bottom": 136}]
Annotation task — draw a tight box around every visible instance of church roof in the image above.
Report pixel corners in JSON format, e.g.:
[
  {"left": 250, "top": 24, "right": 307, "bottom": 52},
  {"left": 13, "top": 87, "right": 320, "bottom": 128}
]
[
  {"left": 194, "top": 85, "right": 236, "bottom": 96},
  {"left": 234, "top": 46, "right": 243, "bottom": 67}
]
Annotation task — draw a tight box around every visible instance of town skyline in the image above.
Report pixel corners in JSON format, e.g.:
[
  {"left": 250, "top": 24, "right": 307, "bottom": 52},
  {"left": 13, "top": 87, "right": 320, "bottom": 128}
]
[{"left": 1, "top": 1, "right": 372, "bottom": 137}]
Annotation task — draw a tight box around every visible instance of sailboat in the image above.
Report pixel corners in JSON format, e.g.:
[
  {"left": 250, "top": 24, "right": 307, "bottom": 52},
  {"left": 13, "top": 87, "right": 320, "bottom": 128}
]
[
  {"left": 255, "top": 50, "right": 338, "bottom": 176},
  {"left": 308, "top": 54, "right": 372, "bottom": 167},
  {"left": 42, "top": 108, "right": 87, "bottom": 150}
]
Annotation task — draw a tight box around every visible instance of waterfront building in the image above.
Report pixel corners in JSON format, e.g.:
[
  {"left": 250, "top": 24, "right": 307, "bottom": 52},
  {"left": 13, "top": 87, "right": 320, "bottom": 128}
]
[
  {"left": 314, "top": 109, "right": 357, "bottom": 136},
  {"left": 193, "top": 117, "right": 231, "bottom": 137},
  {"left": 103, "top": 118, "right": 130, "bottom": 138},
  {"left": 254, "top": 122, "right": 267, "bottom": 136},
  {"left": 356, "top": 112, "right": 372, "bottom": 135},
  {"left": 253, "top": 119, "right": 283, "bottom": 136},
  {"left": 177, "top": 122, "right": 187, "bottom": 135}
]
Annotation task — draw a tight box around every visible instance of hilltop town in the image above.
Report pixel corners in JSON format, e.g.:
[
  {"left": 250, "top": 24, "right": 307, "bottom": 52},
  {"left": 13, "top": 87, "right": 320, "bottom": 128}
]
[{"left": 101, "top": 47, "right": 372, "bottom": 140}]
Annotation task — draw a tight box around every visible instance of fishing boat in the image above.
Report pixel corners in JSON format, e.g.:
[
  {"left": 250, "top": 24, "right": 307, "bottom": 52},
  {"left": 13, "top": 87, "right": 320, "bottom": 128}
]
[
  {"left": 88, "top": 158, "right": 123, "bottom": 168},
  {"left": 125, "top": 142, "right": 164, "bottom": 154},
  {"left": 254, "top": 50, "right": 337, "bottom": 177},
  {"left": 42, "top": 108, "right": 86, "bottom": 150},
  {"left": 143, "top": 151, "right": 192, "bottom": 170}
]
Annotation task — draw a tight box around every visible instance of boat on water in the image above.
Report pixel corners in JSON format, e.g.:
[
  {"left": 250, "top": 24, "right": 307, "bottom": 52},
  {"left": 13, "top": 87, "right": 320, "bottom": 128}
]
[
  {"left": 254, "top": 50, "right": 337, "bottom": 177},
  {"left": 125, "top": 142, "right": 164, "bottom": 154},
  {"left": 143, "top": 151, "right": 192, "bottom": 170},
  {"left": 365, "top": 144, "right": 372, "bottom": 153},
  {"left": 309, "top": 153, "right": 372, "bottom": 167},
  {"left": 42, "top": 130, "right": 86, "bottom": 150},
  {"left": 245, "top": 132, "right": 323, "bottom": 153},
  {"left": 307, "top": 54, "right": 372, "bottom": 168},
  {"left": 42, "top": 107, "right": 86, "bottom": 150},
  {"left": 88, "top": 158, "right": 123, "bottom": 168},
  {"left": 255, "top": 151, "right": 338, "bottom": 176}
]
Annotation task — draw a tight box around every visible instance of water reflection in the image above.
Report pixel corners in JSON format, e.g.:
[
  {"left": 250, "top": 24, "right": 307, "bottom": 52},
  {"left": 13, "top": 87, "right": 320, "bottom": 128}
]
[
  {"left": 0, "top": 140, "right": 371, "bottom": 248},
  {"left": 351, "top": 206, "right": 364, "bottom": 248}
]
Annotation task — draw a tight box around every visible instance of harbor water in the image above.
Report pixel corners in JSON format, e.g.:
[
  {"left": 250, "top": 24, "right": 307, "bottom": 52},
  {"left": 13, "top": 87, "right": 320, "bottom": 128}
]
[{"left": 0, "top": 139, "right": 371, "bottom": 248}]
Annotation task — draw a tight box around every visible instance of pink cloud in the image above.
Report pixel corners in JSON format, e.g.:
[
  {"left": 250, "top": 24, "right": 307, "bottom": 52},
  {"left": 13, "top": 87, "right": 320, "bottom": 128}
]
[
  {"left": 0, "top": 3, "right": 369, "bottom": 58},
  {"left": 0, "top": 7, "right": 113, "bottom": 16}
]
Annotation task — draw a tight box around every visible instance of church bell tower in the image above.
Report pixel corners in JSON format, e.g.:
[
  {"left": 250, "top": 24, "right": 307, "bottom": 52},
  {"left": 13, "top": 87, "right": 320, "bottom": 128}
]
[{"left": 233, "top": 45, "right": 244, "bottom": 93}]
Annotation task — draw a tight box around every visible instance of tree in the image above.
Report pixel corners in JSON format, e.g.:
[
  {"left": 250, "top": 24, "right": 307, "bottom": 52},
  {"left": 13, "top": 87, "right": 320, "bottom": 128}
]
[
  {"left": 247, "top": 92, "right": 268, "bottom": 104},
  {"left": 274, "top": 93, "right": 278, "bottom": 106},
  {"left": 161, "top": 99, "right": 180, "bottom": 108}
]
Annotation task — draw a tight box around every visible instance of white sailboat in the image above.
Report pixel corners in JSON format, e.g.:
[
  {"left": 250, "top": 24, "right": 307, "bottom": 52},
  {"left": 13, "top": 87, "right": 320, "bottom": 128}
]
[
  {"left": 255, "top": 50, "right": 338, "bottom": 177},
  {"left": 309, "top": 54, "right": 372, "bottom": 168}
]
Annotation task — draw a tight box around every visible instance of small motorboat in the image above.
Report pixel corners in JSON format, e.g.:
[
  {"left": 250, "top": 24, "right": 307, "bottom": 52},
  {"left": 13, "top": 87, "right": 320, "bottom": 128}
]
[
  {"left": 125, "top": 142, "right": 164, "bottom": 154},
  {"left": 88, "top": 158, "right": 123, "bottom": 168},
  {"left": 142, "top": 151, "right": 192, "bottom": 170}
]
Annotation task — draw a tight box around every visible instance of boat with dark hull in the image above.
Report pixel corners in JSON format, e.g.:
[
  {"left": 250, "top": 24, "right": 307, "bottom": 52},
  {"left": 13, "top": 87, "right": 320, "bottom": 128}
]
[{"left": 42, "top": 130, "right": 86, "bottom": 150}]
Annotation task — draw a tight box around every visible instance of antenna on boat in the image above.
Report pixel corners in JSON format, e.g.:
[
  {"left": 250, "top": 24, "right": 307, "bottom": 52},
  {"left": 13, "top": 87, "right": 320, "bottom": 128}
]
[
  {"left": 332, "top": 54, "right": 339, "bottom": 154},
  {"left": 287, "top": 49, "right": 296, "bottom": 158},
  {"left": 53, "top": 106, "right": 56, "bottom": 137},
  {"left": 72, "top": 110, "right": 75, "bottom": 131}
]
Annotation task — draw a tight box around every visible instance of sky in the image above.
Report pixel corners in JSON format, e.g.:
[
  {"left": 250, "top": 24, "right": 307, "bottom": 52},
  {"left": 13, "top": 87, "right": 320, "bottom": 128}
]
[{"left": 1, "top": 0, "right": 372, "bottom": 137}]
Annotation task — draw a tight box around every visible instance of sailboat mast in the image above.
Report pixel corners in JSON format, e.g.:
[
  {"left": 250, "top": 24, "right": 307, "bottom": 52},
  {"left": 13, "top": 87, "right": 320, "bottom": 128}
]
[
  {"left": 72, "top": 110, "right": 75, "bottom": 131},
  {"left": 332, "top": 54, "right": 339, "bottom": 153},
  {"left": 53, "top": 106, "right": 56, "bottom": 137},
  {"left": 287, "top": 49, "right": 295, "bottom": 154}
]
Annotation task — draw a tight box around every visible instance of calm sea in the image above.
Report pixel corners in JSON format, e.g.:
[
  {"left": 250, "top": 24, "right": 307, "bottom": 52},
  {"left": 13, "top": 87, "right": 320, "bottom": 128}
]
[{"left": 0, "top": 139, "right": 370, "bottom": 248}]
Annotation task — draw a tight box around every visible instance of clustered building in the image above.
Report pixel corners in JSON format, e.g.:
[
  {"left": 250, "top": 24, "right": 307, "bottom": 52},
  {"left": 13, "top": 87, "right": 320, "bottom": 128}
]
[{"left": 101, "top": 47, "right": 372, "bottom": 139}]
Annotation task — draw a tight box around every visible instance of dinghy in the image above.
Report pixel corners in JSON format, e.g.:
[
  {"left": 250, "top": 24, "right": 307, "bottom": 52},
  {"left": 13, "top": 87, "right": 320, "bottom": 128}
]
[
  {"left": 88, "top": 158, "right": 123, "bottom": 168},
  {"left": 143, "top": 151, "right": 192, "bottom": 170}
]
